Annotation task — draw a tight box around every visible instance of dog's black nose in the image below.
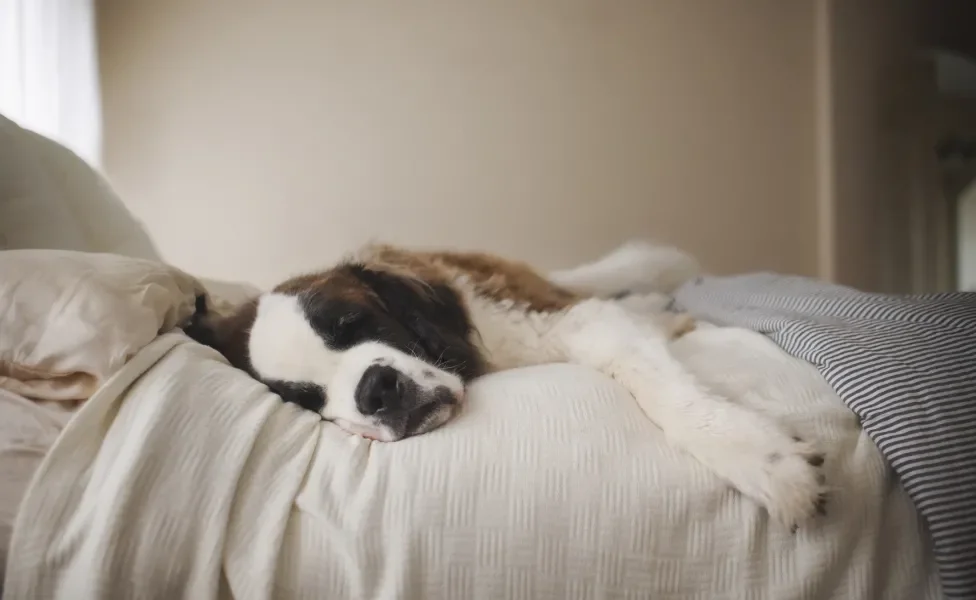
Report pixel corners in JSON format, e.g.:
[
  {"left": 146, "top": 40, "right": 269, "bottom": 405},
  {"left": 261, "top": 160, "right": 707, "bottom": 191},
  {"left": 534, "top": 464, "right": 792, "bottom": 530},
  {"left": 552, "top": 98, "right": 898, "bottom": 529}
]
[{"left": 355, "top": 364, "right": 407, "bottom": 416}]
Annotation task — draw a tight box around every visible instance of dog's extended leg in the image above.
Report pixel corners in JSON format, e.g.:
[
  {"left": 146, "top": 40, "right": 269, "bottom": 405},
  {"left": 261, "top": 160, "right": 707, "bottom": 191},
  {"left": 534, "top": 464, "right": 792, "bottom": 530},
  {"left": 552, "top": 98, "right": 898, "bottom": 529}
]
[{"left": 547, "top": 299, "right": 828, "bottom": 530}]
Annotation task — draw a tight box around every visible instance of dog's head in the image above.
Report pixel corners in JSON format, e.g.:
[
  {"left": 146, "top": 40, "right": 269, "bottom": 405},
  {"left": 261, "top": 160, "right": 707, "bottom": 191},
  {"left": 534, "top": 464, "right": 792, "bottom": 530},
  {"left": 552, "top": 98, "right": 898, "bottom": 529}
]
[{"left": 189, "top": 264, "right": 486, "bottom": 442}]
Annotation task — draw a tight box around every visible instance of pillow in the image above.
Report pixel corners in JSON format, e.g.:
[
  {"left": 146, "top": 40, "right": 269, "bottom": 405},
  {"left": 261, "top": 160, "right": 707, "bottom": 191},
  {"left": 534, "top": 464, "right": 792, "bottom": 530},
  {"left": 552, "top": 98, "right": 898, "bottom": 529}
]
[
  {"left": 0, "top": 249, "right": 204, "bottom": 402},
  {"left": 0, "top": 112, "right": 160, "bottom": 259},
  {"left": 0, "top": 112, "right": 265, "bottom": 308}
]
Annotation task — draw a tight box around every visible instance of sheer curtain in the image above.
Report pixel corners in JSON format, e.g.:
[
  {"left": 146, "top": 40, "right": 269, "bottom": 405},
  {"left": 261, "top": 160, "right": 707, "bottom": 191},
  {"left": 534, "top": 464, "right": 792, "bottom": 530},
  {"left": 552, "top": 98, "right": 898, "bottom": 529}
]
[{"left": 0, "top": 0, "right": 103, "bottom": 167}]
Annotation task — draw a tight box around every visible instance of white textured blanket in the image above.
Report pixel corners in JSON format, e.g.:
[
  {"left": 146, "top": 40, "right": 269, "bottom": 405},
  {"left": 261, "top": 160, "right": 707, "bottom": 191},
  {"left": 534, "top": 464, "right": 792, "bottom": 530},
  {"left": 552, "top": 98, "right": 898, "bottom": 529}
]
[{"left": 6, "top": 325, "right": 940, "bottom": 599}]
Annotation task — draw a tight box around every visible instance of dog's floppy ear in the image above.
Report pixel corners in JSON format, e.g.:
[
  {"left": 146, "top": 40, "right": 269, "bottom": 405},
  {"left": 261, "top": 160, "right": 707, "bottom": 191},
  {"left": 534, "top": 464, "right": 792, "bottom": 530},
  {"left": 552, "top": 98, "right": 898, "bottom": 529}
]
[
  {"left": 347, "top": 265, "right": 486, "bottom": 381},
  {"left": 181, "top": 295, "right": 260, "bottom": 375},
  {"left": 181, "top": 294, "right": 218, "bottom": 347}
]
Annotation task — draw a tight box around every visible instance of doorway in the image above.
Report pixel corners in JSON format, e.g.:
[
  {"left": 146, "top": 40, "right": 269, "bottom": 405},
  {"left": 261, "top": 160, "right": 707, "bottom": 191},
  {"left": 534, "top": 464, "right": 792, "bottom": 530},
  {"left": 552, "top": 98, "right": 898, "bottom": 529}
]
[{"left": 933, "top": 50, "right": 976, "bottom": 291}]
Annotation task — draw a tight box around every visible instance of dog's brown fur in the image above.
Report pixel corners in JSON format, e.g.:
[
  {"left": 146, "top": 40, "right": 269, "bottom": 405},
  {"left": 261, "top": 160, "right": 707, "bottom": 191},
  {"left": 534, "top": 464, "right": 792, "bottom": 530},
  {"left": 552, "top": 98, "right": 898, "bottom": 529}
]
[{"left": 357, "top": 244, "right": 581, "bottom": 313}]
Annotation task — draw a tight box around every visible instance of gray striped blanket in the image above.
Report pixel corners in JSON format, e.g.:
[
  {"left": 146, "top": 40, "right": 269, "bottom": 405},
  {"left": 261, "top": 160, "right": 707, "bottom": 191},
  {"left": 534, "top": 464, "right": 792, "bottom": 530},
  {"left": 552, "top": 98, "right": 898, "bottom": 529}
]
[{"left": 673, "top": 273, "right": 976, "bottom": 600}]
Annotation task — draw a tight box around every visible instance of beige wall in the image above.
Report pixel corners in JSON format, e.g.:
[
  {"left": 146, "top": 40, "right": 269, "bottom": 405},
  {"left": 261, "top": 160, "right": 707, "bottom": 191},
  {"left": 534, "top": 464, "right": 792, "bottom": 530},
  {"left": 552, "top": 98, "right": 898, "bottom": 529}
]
[{"left": 97, "top": 0, "right": 822, "bottom": 289}]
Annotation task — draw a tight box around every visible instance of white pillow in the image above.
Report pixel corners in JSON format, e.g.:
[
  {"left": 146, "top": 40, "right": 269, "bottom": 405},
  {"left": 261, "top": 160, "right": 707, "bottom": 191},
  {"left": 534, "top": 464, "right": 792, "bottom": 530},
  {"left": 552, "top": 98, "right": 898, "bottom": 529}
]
[
  {"left": 0, "top": 112, "right": 264, "bottom": 307},
  {"left": 0, "top": 113, "right": 159, "bottom": 259},
  {"left": 0, "top": 249, "right": 203, "bottom": 402}
]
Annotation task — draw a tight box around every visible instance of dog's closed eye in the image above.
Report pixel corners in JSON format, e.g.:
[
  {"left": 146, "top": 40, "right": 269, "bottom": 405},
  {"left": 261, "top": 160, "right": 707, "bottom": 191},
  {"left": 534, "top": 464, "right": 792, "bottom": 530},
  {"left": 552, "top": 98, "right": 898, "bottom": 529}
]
[{"left": 330, "top": 312, "right": 368, "bottom": 347}]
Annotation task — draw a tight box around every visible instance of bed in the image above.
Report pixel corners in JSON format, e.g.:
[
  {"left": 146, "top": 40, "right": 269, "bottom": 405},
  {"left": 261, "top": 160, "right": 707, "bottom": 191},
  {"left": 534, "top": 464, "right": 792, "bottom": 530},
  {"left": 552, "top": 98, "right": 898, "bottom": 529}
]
[{"left": 0, "top": 113, "right": 956, "bottom": 599}]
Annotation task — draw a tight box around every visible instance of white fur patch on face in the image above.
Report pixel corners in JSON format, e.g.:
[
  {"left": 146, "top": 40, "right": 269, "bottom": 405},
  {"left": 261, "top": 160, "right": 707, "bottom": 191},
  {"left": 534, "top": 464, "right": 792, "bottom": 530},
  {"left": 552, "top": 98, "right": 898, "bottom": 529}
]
[{"left": 248, "top": 292, "right": 464, "bottom": 441}]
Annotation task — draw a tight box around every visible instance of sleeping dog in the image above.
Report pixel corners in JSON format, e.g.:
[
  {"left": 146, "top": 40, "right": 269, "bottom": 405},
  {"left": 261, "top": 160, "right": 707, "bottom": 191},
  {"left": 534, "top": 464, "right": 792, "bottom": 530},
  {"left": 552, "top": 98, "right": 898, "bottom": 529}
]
[{"left": 185, "top": 241, "right": 828, "bottom": 531}]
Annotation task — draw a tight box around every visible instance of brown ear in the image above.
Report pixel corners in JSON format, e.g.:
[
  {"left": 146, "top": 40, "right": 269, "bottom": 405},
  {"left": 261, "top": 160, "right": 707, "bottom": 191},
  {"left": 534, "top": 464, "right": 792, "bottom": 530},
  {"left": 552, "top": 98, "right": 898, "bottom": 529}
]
[{"left": 182, "top": 295, "right": 259, "bottom": 375}]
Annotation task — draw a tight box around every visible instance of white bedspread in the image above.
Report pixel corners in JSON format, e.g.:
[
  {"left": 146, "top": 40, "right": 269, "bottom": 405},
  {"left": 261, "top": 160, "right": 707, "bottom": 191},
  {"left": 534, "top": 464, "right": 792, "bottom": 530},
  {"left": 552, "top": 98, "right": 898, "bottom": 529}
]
[{"left": 5, "top": 322, "right": 940, "bottom": 599}]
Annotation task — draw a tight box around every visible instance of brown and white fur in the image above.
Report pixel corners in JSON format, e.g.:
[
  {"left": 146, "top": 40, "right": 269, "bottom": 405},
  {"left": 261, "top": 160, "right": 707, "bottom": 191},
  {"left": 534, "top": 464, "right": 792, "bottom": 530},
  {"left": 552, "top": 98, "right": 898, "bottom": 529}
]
[{"left": 185, "top": 241, "right": 828, "bottom": 531}]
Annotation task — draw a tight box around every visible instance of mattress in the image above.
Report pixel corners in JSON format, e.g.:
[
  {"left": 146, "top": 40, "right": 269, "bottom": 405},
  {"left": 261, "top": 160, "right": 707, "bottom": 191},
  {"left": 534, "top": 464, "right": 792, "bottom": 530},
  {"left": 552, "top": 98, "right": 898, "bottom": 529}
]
[{"left": 5, "top": 325, "right": 940, "bottom": 599}]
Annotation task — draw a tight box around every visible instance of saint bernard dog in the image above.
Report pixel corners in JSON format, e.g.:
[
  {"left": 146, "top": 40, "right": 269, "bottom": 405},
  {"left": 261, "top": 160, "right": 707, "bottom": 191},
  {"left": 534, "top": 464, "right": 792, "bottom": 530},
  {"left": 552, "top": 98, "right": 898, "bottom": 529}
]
[{"left": 185, "top": 241, "right": 828, "bottom": 531}]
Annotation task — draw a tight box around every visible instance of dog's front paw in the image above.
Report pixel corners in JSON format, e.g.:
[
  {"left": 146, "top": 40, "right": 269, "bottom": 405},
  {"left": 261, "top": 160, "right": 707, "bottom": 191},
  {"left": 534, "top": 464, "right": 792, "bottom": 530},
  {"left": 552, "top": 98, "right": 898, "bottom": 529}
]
[{"left": 742, "top": 435, "right": 829, "bottom": 532}]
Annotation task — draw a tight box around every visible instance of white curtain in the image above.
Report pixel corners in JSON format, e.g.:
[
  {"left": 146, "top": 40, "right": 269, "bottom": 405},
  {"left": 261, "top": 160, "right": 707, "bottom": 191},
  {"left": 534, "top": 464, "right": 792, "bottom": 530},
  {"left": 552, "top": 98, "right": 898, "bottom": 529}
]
[{"left": 0, "top": 0, "right": 103, "bottom": 167}]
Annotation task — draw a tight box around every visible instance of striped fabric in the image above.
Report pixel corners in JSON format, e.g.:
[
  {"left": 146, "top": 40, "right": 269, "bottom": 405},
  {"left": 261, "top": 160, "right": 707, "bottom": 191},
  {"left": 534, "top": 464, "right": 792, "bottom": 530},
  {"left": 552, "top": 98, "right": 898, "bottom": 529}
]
[{"left": 673, "top": 273, "right": 976, "bottom": 600}]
